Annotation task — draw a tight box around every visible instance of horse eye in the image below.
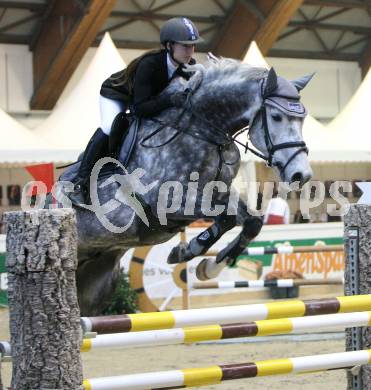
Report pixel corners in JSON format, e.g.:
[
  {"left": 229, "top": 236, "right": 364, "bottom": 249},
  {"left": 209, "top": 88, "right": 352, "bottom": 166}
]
[{"left": 272, "top": 114, "right": 282, "bottom": 122}]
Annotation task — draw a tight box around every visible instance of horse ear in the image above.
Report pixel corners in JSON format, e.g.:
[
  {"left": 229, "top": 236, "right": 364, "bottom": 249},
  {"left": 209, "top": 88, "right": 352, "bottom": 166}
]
[
  {"left": 263, "top": 67, "right": 278, "bottom": 97},
  {"left": 291, "top": 73, "right": 315, "bottom": 92}
]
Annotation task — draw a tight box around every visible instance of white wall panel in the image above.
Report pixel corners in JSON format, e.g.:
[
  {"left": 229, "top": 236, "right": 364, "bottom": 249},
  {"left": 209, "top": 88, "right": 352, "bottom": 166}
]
[
  {"left": 0, "top": 44, "right": 33, "bottom": 113},
  {"left": 267, "top": 57, "right": 361, "bottom": 120},
  {"left": 0, "top": 44, "right": 363, "bottom": 123},
  {"left": 0, "top": 47, "right": 7, "bottom": 110},
  {"left": 338, "top": 64, "right": 362, "bottom": 109}
]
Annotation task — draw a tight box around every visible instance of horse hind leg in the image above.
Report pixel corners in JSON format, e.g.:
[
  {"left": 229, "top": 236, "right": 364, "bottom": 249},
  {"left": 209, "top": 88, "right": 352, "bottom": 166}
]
[
  {"left": 196, "top": 215, "right": 263, "bottom": 280},
  {"left": 76, "top": 250, "right": 123, "bottom": 316},
  {"left": 167, "top": 213, "right": 236, "bottom": 264}
]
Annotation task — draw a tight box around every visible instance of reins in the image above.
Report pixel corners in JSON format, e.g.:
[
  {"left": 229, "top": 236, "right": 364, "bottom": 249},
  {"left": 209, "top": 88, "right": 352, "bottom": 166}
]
[{"left": 139, "top": 72, "right": 308, "bottom": 178}]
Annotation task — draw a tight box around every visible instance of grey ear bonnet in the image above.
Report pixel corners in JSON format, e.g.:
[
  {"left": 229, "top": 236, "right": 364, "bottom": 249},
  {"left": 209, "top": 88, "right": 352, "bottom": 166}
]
[
  {"left": 291, "top": 73, "right": 315, "bottom": 92},
  {"left": 261, "top": 68, "right": 314, "bottom": 118}
]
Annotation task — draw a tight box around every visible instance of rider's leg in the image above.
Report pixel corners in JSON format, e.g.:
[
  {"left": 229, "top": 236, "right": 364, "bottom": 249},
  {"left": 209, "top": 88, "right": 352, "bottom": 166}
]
[
  {"left": 100, "top": 96, "right": 126, "bottom": 136},
  {"left": 68, "top": 128, "right": 109, "bottom": 206},
  {"left": 109, "top": 112, "right": 130, "bottom": 157},
  {"left": 69, "top": 96, "right": 125, "bottom": 206}
]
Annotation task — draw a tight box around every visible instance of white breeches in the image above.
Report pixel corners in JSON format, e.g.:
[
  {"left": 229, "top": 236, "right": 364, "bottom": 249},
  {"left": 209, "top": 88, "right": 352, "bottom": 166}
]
[{"left": 99, "top": 95, "right": 126, "bottom": 135}]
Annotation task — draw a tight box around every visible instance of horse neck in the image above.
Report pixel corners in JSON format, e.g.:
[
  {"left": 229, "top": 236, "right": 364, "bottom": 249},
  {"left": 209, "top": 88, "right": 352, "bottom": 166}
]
[{"left": 192, "top": 76, "right": 262, "bottom": 134}]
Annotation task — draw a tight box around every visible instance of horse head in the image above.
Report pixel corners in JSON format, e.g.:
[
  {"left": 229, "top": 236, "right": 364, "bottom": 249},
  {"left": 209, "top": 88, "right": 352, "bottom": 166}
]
[
  {"left": 247, "top": 67, "right": 313, "bottom": 187},
  {"left": 181, "top": 60, "right": 313, "bottom": 187}
]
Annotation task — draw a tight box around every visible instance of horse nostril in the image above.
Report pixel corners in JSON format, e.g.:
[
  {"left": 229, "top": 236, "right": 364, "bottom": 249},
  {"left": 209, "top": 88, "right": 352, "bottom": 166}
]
[{"left": 291, "top": 172, "right": 303, "bottom": 184}]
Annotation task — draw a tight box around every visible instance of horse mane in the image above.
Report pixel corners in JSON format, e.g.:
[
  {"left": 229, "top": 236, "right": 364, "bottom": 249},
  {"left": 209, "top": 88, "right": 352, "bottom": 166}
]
[{"left": 185, "top": 57, "right": 268, "bottom": 86}]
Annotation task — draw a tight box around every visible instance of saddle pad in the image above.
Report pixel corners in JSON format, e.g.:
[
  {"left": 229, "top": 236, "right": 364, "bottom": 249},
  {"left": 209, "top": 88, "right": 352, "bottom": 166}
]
[{"left": 119, "top": 118, "right": 139, "bottom": 167}]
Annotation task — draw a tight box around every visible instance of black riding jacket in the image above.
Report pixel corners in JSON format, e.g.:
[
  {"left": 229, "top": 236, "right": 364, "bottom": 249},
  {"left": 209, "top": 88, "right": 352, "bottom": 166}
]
[{"left": 100, "top": 50, "right": 195, "bottom": 118}]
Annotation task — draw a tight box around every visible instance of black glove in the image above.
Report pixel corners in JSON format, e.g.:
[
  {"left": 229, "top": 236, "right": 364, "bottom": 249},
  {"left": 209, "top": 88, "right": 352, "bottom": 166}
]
[{"left": 170, "top": 90, "right": 188, "bottom": 108}]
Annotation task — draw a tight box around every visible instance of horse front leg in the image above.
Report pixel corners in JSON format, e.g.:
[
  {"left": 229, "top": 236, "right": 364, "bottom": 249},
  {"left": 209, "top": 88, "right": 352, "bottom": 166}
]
[
  {"left": 76, "top": 249, "right": 124, "bottom": 316},
  {"left": 167, "top": 211, "right": 236, "bottom": 264},
  {"left": 196, "top": 200, "right": 263, "bottom": 280}
]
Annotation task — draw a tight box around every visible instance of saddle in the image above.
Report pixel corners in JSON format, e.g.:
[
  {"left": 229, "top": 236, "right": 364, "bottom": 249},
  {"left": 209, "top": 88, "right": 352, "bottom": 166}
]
[
  {"left": 120, "top": 118, "right": 138, "bottom": 166},
  {"left": 109, "top": 112, "right": 139, "bottom": 166},
  {"left": 99, "top": 116, "right": 140, "bottom": 178},
  {"left": 60, "top": 115, "right": 140, "bottom": 183}
]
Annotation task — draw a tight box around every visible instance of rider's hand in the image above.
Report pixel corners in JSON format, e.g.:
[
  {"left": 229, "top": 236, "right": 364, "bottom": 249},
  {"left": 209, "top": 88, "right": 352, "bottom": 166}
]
[{"left": 170, "top": 91, "right": 188, "bottom": 108}]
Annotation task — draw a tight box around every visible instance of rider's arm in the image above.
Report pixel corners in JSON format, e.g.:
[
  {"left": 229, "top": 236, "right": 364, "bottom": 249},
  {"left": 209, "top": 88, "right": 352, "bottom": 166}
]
[{"left": 132, "top": 56, "right": 173, "bottom": 118}]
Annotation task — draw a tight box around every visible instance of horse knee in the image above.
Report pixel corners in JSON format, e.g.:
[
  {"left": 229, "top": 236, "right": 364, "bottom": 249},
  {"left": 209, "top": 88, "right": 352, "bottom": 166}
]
[
  {"left": 195, "top": 214, "right": 236, "bottom": 248},
  {"left": 243, "top": 216, "right": 263, "bottom": 238}
]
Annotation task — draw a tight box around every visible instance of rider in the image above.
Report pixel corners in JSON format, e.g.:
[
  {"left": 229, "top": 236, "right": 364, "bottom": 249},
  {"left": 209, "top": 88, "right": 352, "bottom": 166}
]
[{"left": 68, "top": 17, "right": 203, "bottom": 206}]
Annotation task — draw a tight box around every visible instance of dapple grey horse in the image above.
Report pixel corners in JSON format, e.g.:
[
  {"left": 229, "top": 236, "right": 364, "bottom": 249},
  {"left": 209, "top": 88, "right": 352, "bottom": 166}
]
[{"left": 54, "top": 59, "right": 313, "bottom": 315}]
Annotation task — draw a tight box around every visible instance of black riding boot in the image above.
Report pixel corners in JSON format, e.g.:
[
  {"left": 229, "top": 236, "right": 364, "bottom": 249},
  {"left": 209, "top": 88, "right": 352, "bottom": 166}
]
[{"left": 69, "top": 128, "right": 109, "bottom": 206}]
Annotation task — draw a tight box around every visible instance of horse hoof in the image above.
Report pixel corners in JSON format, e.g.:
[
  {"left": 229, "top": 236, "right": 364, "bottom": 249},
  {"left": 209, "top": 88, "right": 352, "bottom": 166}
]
[
  {"left": 167, "top": 242, "right": 188, "bottom": 264},
  {"left": 196, "top": 258, "right": 209, "bottom": 281}
]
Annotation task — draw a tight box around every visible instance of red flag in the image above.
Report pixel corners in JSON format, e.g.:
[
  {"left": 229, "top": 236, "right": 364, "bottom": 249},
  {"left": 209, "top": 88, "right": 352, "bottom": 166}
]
[{"left": 25, "top": 163, "right": 55, "bottom": 196}]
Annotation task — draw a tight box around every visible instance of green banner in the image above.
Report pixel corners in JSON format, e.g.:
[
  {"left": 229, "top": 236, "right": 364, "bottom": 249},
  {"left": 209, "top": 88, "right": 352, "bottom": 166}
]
[
  {"left": 0, "top": 252, "right": 7, "bottom": 307},
  {"left": 239, "top": 237, "right": 343, "bottom": 265},
  {"left": 236, "top": 237, "right": 344, "bottom": 280}
]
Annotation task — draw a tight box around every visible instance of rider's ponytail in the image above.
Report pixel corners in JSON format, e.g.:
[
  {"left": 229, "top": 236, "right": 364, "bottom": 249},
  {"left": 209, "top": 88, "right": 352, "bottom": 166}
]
[{"left": 110, "top": 49, "right": 163, "bottom": 96}]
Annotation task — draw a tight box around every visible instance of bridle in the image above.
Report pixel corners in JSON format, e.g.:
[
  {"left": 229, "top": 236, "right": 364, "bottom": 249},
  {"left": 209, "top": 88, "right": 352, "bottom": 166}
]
[
  {"left": 140, "top": 89, "right": 238, "bottom": 181},
  {"left": 140, "top": 86, "right": 233, "bottom": 150},
  {"left": 140, "top": 73, "right": 309, "bottom": 178},
  {"left": 235, "top": 81, "right": 309, "bottom": 177}
]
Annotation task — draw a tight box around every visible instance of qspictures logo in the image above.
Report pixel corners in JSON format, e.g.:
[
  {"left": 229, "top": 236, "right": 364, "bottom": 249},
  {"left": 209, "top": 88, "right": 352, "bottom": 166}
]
[{"left": 20, "top": 157, "right": 367, "bottom": 233}]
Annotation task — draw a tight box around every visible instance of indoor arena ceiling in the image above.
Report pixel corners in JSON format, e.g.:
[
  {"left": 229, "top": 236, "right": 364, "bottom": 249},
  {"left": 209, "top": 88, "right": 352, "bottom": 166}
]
[{"left": 0, "top": 0, "right": 370, "bottom": 109}]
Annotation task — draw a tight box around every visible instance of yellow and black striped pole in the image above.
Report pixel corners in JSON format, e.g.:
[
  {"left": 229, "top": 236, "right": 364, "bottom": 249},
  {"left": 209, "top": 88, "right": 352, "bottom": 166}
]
[
  {"left": 83, "top": 349, "right": 371, "bottom": 389},
  {"left": 80, "top": 311, "right": 371, "bottom": 352},
  {"left": 81, "top": 294, "right": 371, "bottom": 335}
]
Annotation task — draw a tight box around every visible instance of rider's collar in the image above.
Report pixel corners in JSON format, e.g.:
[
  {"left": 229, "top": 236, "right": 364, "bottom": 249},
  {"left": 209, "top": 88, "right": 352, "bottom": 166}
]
[
  {"left": 260, "top": 75, "right": 307, "bottom": 118},
  {"left": 167, "top": 53, "right": 178, "bottom": 79}
]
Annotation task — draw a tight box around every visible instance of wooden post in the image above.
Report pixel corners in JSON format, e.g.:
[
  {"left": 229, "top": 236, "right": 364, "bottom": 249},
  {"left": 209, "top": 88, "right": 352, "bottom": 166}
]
[
  {"left": 180, "top": 231, "right": 190, "bottom": 310},
  {"left": 4, "top": 209, "right": 83, "bottom": 390},
  {"left": 0, "top": 357, "right": 3, "bottom": 390},
  {"left": 344, "top": 204, "right": 371, "bottom": 390},
  {"left": 181, "top": 274, "right": 190, "bottom": 310}
]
